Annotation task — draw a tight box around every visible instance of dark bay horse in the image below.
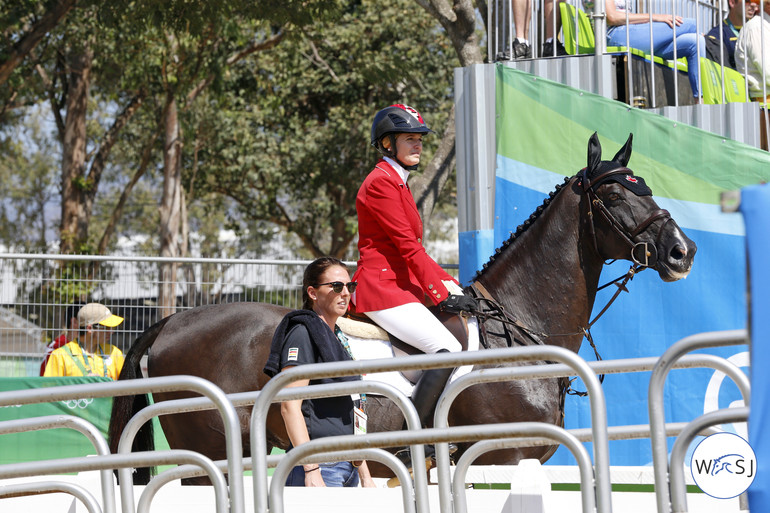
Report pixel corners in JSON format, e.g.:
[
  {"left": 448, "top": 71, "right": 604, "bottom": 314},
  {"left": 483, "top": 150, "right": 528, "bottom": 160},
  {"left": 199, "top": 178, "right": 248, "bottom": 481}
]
[{"left": 109, "top": 133, "right": 696, "bottom": 483}]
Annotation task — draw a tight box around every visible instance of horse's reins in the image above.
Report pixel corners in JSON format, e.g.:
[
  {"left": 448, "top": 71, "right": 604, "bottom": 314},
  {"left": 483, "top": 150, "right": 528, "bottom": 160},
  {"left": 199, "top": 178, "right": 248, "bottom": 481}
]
[{"left": 467, "top": 169, "right": 674, "bottom": 395}]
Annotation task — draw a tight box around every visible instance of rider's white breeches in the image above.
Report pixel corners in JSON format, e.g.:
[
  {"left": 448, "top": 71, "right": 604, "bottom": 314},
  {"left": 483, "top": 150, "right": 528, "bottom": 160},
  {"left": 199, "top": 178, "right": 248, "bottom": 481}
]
[{"left": 364, "top": 302, "right": 462, "bottom": 354}]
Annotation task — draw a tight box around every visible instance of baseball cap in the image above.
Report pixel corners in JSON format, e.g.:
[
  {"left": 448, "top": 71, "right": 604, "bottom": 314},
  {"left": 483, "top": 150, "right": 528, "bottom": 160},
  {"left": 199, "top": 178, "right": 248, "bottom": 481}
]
[{"left": 77, "top": 303, "right": 124, "bottom": 328}]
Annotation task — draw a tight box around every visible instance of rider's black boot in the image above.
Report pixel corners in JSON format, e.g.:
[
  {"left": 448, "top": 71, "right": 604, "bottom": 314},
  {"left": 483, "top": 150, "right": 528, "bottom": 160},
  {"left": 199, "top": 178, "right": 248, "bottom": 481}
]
[
  {"left": 395, "top": 350, "right": 456, "bottom": 470},
  {"left": 411, "top": 353, "right": 455, "bottom": 427}
]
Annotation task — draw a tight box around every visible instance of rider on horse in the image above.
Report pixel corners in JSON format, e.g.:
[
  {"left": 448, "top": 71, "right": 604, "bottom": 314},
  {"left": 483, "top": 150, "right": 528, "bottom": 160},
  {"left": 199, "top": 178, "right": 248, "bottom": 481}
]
[{"left": 351, "top": 104, "right": 478, "bottom": 434}]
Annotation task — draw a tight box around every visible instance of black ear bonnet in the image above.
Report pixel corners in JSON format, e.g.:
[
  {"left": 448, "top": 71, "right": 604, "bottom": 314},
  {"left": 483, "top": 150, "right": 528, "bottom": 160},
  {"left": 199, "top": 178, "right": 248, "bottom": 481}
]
[{"left": 581, "top": 132, "right": 652, "bottom": 196}]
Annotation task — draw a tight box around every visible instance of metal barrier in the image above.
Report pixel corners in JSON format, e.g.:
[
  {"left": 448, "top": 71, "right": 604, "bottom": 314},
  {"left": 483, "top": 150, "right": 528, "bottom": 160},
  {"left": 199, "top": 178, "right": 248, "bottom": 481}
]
[
  {"left": 0, "top": 375, "right": 245, "bottom": 513},
  {"left": 0, "top": 480, "right": 103, "bottom": 513},
  {"left": 115, "top": 353, "right": 740, "bottom": 513},
  {"left": 435, "top": 351, "right": 748, "bottom": 513},
  {"left": 115, "top": 380, "right": 416, "bottom": 513},
  {"left": 648, "top": 329, "right": 749, "bottom": 513},
  {"left": 0, "top": 415, "right": 115, "bottom": 513},
  {"left": 0, "top": 332, "right": 750, "bottom": 513},
  {"left": 433, "top": 348, "right": 610, "bottom": 513},
  {"left": 669, "top": 407, "right": 750, "bottom": 513},
  {"left": 250, "top": 346, "right": 609, "bottom": 513},
  {"left": 269, "top": 422, "right": 583, "bottom": 513},
  {"left": 450, "top": 426, "right": 595, "bottom": 513},
  {"left": 0, "top": 450, "right": 228, "bottom": 513}
]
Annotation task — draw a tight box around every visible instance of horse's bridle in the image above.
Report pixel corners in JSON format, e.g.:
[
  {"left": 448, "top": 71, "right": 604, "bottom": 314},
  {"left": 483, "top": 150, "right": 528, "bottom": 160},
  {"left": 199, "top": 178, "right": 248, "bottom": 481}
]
[
  {"left": 579, "top": 167, "right": 672, "bottom": 268},
  {"left": 468, "top": 168, "right": 675, "bottom": 394}
]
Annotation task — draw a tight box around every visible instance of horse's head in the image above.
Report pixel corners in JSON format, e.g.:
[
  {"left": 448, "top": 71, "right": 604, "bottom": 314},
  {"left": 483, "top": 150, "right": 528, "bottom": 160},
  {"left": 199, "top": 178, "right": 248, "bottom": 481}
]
[{"left": 578, "top": 132, "right": 696, "bottom": 282}]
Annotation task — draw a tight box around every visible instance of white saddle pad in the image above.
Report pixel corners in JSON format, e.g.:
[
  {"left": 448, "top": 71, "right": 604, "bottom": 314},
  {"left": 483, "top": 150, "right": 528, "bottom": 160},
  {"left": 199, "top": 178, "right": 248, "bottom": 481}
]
[{"left": 339, "top": 317, "right": 480, "bottom": 398}]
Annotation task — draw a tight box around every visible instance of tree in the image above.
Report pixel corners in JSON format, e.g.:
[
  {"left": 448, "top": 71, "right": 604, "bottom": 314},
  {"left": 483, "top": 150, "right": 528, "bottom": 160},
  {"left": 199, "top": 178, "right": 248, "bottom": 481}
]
[
  {"left": 0, "top": 0, "right": 78, "bottom": 87},
  {"left": 192, "top": 0, "right": 460, "bottom": 259}
]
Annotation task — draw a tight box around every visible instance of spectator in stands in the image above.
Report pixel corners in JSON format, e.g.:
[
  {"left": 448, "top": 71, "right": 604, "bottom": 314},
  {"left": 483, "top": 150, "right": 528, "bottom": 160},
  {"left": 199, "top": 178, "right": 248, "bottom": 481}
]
[
  {"left": 543, "top": 0, "right": 569, "bottom": 56},
  {"left": 706, "top": 0, "right": 758, "bottom": 70},
  {"left": 264, "top": 257, "right": 375, "bottom": 488},
  {"left": 604, "top": 0, "right": 707, "bottom": 101},
  {"left": 43, "top": 303, "right": 125, "bottom": 380},
  {"left": 736, "top": 0, "right": 770, "bottom": 150},
  {"left": 39, "top": 303, "right": 82, "bottom": 376},
  {"left": 512, "top": 0, "right": 533, "bottom": 58}
]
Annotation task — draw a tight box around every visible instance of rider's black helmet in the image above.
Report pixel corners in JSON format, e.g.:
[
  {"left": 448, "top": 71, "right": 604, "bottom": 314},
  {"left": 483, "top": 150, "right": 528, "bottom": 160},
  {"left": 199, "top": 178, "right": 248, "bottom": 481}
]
[{"left": 370, "top": 104, "right": 433, "bottom": 165}]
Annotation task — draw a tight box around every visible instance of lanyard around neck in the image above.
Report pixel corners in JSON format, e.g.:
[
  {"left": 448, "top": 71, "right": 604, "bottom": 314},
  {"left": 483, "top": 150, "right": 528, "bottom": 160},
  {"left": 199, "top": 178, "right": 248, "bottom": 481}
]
[{"left": 64, "top": 342, "right": 108, "bottom": 377}]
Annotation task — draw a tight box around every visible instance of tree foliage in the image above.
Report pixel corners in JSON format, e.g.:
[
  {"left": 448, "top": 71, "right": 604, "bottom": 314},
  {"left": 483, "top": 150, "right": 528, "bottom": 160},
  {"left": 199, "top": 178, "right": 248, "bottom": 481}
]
[
  {"left": 0, "top": 0, "right": 481, "bottom": 260},
  {"left": 190, "top": 0, "right": 459, "bottom": 258}
]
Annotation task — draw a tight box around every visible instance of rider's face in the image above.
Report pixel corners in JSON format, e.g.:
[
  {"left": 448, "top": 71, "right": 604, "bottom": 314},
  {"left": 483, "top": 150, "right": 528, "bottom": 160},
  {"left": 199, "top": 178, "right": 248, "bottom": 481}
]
[
  {"left": 388, "top": 133, "right": 423, "bottom": 167},
  {"left": 307, "top": 265, "right": 351, "bottom": 327}
]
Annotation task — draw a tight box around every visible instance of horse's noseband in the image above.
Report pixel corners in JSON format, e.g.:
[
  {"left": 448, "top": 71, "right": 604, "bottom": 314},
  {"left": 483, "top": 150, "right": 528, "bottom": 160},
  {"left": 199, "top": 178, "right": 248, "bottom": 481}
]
[{"left": 579, "top": 167, "right": 671, "bottom": 268}]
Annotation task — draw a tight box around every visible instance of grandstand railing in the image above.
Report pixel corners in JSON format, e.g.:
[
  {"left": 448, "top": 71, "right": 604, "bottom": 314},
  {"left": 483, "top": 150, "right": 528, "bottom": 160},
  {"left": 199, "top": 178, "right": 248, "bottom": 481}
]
[{"left": 488, "top": 0, "right": 770, "bottom": 143}]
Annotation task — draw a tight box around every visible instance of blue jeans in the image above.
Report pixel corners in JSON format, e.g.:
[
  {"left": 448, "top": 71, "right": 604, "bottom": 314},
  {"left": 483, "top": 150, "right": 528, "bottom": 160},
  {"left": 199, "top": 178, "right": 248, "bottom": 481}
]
[
  {"left": 286, "top": 461, "right": 360, "bottom": 487},
  {"left": 607, "top": 18, "right": 706, "bottom": 97}
]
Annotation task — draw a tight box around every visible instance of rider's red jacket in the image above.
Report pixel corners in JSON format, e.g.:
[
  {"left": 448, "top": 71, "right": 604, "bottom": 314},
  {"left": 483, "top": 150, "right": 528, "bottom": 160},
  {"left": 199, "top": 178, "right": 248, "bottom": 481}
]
[{"left": 351, "top": 158, "right": 457, "bottom": 313}]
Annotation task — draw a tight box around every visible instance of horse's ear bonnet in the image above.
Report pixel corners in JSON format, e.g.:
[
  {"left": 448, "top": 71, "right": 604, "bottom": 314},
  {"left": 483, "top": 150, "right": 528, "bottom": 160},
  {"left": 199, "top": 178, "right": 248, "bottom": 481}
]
[{"left": 583, "top": 133, "right": 651, "bottom": 196}]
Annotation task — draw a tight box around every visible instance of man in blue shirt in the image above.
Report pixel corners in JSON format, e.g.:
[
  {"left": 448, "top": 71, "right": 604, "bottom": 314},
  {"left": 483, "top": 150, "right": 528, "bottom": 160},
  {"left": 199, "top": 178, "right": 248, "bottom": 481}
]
[{"left": 706, "top": 0, "right": 758, "bottom": 69}]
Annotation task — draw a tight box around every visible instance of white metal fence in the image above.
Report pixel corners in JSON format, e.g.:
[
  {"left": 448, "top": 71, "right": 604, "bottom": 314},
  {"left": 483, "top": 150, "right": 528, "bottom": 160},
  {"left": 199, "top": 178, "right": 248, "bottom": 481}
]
[{"left": 0, "top": 254, "right": 458, "bottom": 378}]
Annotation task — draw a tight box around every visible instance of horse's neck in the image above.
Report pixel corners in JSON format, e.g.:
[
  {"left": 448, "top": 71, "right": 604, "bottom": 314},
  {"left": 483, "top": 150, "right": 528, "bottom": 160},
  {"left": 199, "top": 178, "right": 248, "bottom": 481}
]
[{"left": 476, "top": 190, "right": 603, "bottom": 351}]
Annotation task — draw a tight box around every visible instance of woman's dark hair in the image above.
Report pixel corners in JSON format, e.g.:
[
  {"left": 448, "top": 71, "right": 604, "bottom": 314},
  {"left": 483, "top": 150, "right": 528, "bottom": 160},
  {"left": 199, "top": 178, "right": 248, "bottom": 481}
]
[{"left": 302, "top": 257, "right": 348, "bottom": 310}]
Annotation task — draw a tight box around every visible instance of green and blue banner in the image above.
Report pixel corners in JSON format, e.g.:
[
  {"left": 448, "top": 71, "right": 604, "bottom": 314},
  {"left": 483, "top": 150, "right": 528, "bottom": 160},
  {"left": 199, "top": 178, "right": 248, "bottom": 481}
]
[{"left": 479, "top": 65, "right": 770, "bottom": 469}]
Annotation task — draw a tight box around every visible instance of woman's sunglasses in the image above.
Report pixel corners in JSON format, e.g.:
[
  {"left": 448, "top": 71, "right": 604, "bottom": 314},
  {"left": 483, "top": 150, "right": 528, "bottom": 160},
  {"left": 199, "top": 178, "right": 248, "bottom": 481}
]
[{"left": 316, "top": 281, "right": 357, "bottom": 294}]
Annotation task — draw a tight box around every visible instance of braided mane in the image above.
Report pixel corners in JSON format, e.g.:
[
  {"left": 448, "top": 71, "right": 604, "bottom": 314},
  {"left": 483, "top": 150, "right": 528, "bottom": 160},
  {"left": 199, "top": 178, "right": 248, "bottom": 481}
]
[{"left": 472, "top": 176, "right": 573, "bottom": 282}]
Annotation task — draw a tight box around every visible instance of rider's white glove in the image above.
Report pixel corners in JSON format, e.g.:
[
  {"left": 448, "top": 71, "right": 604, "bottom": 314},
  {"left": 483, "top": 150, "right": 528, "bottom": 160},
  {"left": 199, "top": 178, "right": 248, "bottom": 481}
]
[{"left": 442, "top": 280, "right": 464, "bottom": 295}]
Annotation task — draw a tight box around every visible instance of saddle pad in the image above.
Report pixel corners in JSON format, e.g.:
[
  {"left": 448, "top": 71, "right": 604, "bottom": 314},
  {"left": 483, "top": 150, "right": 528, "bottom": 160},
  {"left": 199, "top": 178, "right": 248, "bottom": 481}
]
[
  {"left": 337, "top": 315, "right": 389, "bottom": 340},
  {"left": 344, "top": 317, "right": 480, "bottom": 398}
]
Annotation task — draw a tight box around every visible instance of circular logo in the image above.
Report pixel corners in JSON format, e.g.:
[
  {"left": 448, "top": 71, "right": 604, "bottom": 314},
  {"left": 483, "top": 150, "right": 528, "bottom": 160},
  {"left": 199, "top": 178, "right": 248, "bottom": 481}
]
[
  {"left": 62, "top": 398, "right": 94, "bottom": 410},
  {"left": 691, "top": 432, "right": 756, "bottom": 499}
]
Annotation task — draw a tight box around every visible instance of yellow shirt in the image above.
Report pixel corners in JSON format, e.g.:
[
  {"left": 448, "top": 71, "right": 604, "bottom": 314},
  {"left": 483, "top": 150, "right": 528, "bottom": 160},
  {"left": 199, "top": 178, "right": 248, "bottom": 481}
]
[{"left": 42, "top": 340, "right": 125, "bottom": 380}]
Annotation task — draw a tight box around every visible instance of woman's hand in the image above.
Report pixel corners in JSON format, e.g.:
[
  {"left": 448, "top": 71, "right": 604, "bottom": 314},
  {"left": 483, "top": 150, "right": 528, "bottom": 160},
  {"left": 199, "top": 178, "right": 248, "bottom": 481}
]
[
  {"left": 304, "top": 467, "right": 326, "bottom": 487},
  {"left": 653, "top": 14, "right": 683, "bottom": 27}
]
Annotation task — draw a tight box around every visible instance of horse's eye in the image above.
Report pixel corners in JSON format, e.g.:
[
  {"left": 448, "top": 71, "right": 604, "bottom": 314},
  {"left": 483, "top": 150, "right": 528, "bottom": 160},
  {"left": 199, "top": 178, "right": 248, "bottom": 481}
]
[{"left": 607, "top": 192, "right": 621, "bottom": 203}]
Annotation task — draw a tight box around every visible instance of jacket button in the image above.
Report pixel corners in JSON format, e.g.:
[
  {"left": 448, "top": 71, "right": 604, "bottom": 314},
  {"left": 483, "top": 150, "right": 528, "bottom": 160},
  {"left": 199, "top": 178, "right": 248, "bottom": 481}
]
[
  {"left": 417, "top": 238, "right": 421, "bottom": 243},
  {"left": 428, "top": 284, "right": 433, "bottom": 289},
  {"left": 436, "top": 294, "right": 442, "bottom": 299},
  {"left": 382, "top": 268, "right": 387, "bottom": 271}
]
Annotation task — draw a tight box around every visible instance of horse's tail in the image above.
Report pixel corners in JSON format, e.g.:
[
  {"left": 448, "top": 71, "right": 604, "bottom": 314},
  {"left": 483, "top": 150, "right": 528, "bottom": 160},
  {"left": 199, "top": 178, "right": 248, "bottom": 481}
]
[{"left": 108, "top": 316, "right": 171, "bottom": 485}]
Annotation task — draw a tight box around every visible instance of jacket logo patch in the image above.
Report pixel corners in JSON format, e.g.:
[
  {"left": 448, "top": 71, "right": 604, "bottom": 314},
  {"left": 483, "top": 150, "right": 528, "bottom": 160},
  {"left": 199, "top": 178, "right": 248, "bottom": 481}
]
[{"left": 287, "top": 347, "right": 299, "bottom": 361}]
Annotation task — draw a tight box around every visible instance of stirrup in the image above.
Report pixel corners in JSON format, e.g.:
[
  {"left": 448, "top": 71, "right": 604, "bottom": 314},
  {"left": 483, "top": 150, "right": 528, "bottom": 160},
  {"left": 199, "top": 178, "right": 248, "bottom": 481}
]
[
  {"left": 387, "top": 444, "right": 458, "bottom": 488},
  {"left": 393, "top": 443, "right": 458, "bottom": 470}
]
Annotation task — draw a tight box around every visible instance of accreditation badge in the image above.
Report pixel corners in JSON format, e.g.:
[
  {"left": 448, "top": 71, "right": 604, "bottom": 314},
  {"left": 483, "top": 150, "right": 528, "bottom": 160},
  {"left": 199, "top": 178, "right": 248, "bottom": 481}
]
[{"left": 354, "top": 407, "right": 367, "bottom": 435}]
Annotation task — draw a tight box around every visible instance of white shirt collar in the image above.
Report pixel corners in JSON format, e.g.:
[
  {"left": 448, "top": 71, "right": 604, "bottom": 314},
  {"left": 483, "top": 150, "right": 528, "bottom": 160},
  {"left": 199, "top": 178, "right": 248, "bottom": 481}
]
[{"left": 384, "top": 156, "right": 410, "bottom": 185}]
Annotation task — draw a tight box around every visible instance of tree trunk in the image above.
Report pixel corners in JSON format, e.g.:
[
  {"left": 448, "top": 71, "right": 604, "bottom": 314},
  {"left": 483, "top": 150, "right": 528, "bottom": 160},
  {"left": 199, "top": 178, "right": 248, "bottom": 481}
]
[
  {"left": 158, "top": 94, "right": 183, "bottom": 318},
  {"left": 59, "top": 43, "right": 93, "bottom": 254}
]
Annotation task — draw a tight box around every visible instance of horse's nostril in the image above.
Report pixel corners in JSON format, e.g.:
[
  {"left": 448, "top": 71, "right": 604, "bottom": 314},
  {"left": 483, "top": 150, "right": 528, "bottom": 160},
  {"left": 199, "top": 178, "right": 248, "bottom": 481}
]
[{"left": 669, "top": 245, "right": 686, "bottom": 261}]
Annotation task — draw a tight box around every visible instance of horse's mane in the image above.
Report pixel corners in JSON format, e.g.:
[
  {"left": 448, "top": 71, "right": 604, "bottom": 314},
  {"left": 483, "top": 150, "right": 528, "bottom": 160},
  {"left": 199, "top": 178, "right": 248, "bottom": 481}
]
[{"left": 472, "top": 175, "right": 573, "bottom": 282}]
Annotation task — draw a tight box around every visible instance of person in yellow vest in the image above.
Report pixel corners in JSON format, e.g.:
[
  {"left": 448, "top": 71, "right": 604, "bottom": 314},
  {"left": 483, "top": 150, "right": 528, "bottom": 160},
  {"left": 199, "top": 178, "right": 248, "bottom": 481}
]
[{"left": 43, "top": 303, "right": 125, "bottom": 380}]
